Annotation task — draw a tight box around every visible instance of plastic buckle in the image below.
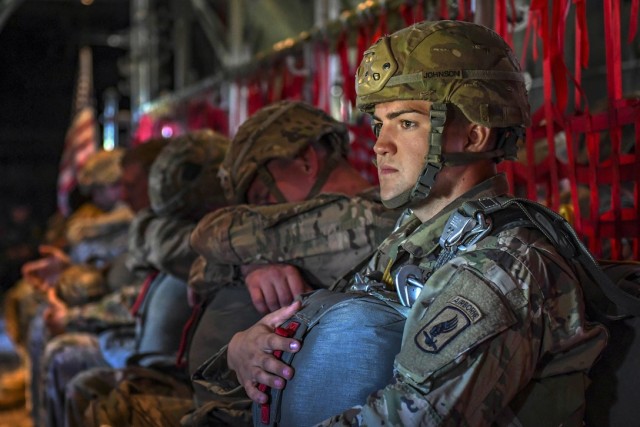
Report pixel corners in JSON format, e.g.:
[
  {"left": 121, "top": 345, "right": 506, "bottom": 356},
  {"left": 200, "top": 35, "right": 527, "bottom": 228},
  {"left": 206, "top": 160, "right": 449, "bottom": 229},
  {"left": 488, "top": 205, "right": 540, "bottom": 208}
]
[{"left": 258, "top": 321, "right": 301, "bottom": 425}]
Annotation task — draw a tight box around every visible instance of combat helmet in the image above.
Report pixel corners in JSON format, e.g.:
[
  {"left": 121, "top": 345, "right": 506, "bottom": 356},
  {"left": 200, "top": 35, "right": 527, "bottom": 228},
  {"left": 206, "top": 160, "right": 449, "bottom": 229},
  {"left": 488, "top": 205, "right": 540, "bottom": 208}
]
[
  {"left": 148, "top": 130, "right": 229, "bottom": 218},
  {"left": 218, "top": 100, "right": 350, "bottom": 204},
  {"left": 356, "top": 20, "right": 531, "bottom": 208},
  {"left": 77, "top": 149, "right": 124, "bottom": 192}
]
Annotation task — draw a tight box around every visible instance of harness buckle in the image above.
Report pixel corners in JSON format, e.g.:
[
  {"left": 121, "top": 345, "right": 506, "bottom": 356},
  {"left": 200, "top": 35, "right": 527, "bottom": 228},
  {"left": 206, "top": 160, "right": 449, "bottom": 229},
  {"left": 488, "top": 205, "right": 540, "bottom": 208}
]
[
  {"left": 394, "top": 264, "right": 425, "bottom": 307},
  {"left": 439, "top": 211, "right": 493, "bottom": 251}
]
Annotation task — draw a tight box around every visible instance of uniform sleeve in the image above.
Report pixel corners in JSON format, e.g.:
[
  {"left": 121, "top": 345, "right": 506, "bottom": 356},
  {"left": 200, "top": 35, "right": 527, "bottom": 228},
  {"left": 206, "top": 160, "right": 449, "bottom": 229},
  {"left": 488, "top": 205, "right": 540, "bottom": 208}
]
[
  {"left": 65, "top": 284, "right": 140, "bottom": 332},
  {"left": 128, "top": 210, "right": 197, "bottom": 281},
  {"left": 318, "top": 260, "right": 534, "bottom": 427},
  {"left": 191, "top": 196, "right": 396, "bottom": 269}
]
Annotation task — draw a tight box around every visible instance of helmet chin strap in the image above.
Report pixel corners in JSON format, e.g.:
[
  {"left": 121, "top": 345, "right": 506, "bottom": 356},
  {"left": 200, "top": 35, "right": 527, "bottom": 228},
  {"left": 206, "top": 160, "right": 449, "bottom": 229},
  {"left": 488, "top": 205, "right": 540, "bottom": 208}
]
[
  {"left": 381, "top": 103, "right": 448, "bottom": 209},
  {"left": 380, "top": 104, "right": 524, "bottom": 210},
  {"left": 257, "top": 142, "right": 342, "bottom": 204}
]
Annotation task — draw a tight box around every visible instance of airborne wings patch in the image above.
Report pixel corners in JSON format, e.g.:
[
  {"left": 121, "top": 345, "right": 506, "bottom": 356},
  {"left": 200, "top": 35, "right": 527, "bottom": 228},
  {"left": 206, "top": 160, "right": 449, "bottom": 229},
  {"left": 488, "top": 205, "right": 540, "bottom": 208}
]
[{"left": 415, "top": 296, "right": 483, "bottom": 353}]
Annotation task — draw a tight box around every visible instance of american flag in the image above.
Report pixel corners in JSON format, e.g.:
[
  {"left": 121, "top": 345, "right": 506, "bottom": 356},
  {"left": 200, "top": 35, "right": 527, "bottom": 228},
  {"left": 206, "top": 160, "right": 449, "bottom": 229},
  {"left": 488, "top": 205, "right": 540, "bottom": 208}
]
[{"left": 57, "top": 46, "right": 99, "bottom": 216}]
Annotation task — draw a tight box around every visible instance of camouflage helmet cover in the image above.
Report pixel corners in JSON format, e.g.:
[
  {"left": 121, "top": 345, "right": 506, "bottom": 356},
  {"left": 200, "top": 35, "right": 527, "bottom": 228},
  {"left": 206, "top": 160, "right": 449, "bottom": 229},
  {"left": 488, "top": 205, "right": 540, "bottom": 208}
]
[
  {"left": 356, "top": 20, "right": 531, "bottom": 129},
  {"left": 148, "top": 130, "right": 229, "bottom": 217},
  {"left": 77, "top": 148, "right": 124, "bottom": 192},
  {"left": 218, "top": 100, "right": 350, "bottom": 203}
]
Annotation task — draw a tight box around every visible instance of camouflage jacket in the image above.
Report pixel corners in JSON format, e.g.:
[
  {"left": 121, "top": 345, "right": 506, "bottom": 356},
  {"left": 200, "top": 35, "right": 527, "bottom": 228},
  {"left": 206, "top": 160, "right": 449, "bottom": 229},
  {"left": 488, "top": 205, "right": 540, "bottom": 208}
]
[
  {"left": 189, "top": 188, "right": 399, "bottom": 299},
  {"left": 319, "top": 174, "right": 608, "bottom": 427},
  {"left": 126, "top": 208, "right": 198, "bottom": 281},
  {"left": 64, "top": 210, "right": 198, "bottom": 332},
  {"left": 66, "top": 202, "right": 134, "bottom": 265}
]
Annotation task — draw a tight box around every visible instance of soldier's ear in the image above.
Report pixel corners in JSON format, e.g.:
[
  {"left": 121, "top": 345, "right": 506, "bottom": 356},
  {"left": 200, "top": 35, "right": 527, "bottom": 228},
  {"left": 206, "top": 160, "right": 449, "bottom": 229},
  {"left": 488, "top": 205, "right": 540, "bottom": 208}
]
[
  {"left": 298, "top": 145, "right": 320, "bottom": 178},
  {"left": 465, "top": 124, "right": 493, "bottom": 152}
]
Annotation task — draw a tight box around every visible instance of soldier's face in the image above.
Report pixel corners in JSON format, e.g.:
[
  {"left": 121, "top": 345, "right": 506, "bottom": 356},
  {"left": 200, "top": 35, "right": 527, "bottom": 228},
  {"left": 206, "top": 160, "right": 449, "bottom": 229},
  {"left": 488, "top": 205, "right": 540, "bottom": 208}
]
[
  {"left": 246, "top": 157, "right": 314, "bottom": 205},
  {"left": 372, "top": 100, "right": 432, "bottom": 202},
  {"left": 120, "top": 162, "right": 150, "bottom": 213}
]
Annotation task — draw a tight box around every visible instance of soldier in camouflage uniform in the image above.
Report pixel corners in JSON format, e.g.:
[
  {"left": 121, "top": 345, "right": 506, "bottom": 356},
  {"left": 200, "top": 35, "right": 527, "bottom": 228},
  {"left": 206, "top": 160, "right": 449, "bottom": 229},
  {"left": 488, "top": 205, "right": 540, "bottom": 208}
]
[
  {"left": 220, "top": 21, "right": 609, "bottom": 426},
  {"left": 40, "top": 130, "right": 229, "bottom": 427},
  {"left": 30, "top": 141, "right": 168, "bottom": 427},
  {"left": 184, "top": 101, "right": 399, "bottom": 398}
]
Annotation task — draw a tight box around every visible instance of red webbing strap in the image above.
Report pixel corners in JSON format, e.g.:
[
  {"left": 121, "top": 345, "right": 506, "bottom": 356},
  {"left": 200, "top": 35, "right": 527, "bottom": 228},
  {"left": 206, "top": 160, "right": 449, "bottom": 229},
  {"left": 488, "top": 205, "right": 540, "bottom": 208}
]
[
  {"left": 414, "top": 0, "right": 425, "bottom": 22},
  {"left": 130, "top": 271, "right": 159, "bottom": 317},
  {"left": 371, "top": 9, "right": 388, "bottom": 43},
  {"left": 604, "top": 0, "right": 623, "bottom": 102},
  {"left": 439, "top": 0, "right": 449, "bottom": 19},
  {"left": 634, "top": 106, "right": 640, "bottom": 258},
  {"left": 258, "top": 321, "right": 301, "bottom": 425},
  {"left": 494, "top": 0, "right": 509, "bottom": 47},
  {"left": 175, "top": 301, "right": 202, "bottom": 368},
  {"left": 629, "top": 0, "right": 639, "bottom": 43},
  {"left": 573, "top": 0, "right": 590, "bottom": 110},
  {"left": 550, "top": 0, "right": 569, "bottom": 113},
  {"left": 604, "top": 0, "right": 624, "bottom": 258},
  {"left": 247, "top": 77, "right": 265, "bottom": 116},
  {"left": 457, "top": 0, "right": 468, "bottom": 21},
  {"left": 399, "top": 3, "right": 413, "bottom": 26}
]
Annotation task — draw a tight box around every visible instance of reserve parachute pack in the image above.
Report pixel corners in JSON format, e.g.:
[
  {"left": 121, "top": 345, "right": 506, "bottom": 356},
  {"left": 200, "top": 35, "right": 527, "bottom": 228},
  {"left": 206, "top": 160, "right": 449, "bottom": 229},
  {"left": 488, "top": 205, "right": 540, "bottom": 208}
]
[{"left": 255, "top": 196, "right": 640, "bottom": 427}]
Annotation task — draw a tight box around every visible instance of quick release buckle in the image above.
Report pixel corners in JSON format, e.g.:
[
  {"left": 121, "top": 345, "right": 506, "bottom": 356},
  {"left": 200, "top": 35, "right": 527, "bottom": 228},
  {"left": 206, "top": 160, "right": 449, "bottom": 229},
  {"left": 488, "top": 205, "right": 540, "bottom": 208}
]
[{"left": 439, "top": 211, "right": 493, "bottom": 251}]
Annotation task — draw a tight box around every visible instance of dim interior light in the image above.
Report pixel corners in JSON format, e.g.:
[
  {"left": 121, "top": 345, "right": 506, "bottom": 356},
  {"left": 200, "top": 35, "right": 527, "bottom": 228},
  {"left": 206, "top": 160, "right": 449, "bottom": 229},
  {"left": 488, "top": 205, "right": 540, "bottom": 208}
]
[{"left": 81, "top": 0, "right": 94, "bottom": 6}]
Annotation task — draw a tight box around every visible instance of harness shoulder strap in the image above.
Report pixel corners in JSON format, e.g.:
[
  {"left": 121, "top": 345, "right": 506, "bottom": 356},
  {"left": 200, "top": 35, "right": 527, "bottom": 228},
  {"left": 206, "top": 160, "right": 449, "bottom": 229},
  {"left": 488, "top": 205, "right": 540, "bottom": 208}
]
[{"left": 447, "top": 196, "right": 640, "bottom": 320}]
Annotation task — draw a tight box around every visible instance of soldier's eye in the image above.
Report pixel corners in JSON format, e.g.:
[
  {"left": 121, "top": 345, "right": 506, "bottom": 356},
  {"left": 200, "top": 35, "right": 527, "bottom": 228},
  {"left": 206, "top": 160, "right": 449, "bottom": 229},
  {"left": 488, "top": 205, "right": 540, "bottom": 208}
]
[
  {"left": 400, "top": 120, "right": 416, "bottom": 129},
  {"left": 371, "top": 122, "right": 382, "bottom": 137}
]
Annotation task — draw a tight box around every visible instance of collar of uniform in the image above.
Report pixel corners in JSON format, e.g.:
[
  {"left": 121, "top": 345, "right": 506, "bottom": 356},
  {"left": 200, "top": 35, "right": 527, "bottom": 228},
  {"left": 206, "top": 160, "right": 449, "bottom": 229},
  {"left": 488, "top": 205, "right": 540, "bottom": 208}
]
[{"left": 399, "top": 174, "right": 510, "bottom": 258}]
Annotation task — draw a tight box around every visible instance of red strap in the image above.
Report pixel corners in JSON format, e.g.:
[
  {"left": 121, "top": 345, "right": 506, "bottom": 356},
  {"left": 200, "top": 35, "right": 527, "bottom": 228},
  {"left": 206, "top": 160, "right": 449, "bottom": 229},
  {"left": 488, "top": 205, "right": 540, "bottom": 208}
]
[
  {"left": 414, "top": 1, "right": 425, "bottom": 22},
  {"left": 439, "top": 0, "right": 449, "bottom": 19},
  {"left": 258, "top": 321, "right": 301, "bottom": 425},
  {"left": 494, "top": 0, "right": 508, "bottom": 45},
  {"left": 130, "top": 271, "right": 159, "bottom": 317},
  {"left": 550, "top": 0, "right": 569, "bottom": 112},
  {"left": 457, "top": 0, "right": 466, "bottom": 21},
  {"left": 399, "top": 3, "right": 413, "bottom": 26},
  {"left": 371, "top": 9, "right": 388, "bottom": 43},
  {"left": 629, "top": 0, "right": 639, "bottom": 43},
  {"left": 573, "top": 0, "right": 589, "bottom": 110},
  {"left": 175, "top": 302, "right": 202, "bottom": 368},
  {"left": 604, "top": 0, "right": 623, "bottom": 102}
]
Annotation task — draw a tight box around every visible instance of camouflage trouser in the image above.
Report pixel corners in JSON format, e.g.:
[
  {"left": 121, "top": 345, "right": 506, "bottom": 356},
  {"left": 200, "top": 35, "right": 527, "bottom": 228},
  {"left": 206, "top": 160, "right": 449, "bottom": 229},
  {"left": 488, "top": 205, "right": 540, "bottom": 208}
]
[
  {"left": 27, "top": 306, "right": 49, "bottom": 424},
  {"left": 41, "top": 332, "right": 107, "bottom": 427},
  {"left": 65, "top": 365, "right": 193, "bottom": 427}
]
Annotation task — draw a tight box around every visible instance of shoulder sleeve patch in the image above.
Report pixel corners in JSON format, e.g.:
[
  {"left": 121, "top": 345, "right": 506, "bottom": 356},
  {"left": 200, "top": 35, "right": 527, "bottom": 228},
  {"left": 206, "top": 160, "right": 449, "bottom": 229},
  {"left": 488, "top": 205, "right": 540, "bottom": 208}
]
[
  {"left": 414, "top": 295, "right": 482, "bottom": 353},
  {"left": 397, "top": 267, "right": 518, "bottom": 383}
]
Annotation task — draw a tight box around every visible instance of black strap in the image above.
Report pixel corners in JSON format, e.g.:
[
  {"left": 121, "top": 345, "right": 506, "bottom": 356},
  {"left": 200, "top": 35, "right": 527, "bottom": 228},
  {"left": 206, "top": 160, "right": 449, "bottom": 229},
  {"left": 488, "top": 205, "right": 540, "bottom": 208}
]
[{"left": 475, "top": 198, "right": 640, "bottom": 320}]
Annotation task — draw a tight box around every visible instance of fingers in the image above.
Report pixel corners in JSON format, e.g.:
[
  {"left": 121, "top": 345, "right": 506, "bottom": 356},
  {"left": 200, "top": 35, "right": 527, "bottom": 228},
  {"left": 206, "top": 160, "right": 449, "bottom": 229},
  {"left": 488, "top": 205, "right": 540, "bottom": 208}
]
[
  {"left": 262, "top": 300, "right": 302, "bottom": 329},
  {"left": 248, "top": 282, "right": 269, "bottom": 314}
]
